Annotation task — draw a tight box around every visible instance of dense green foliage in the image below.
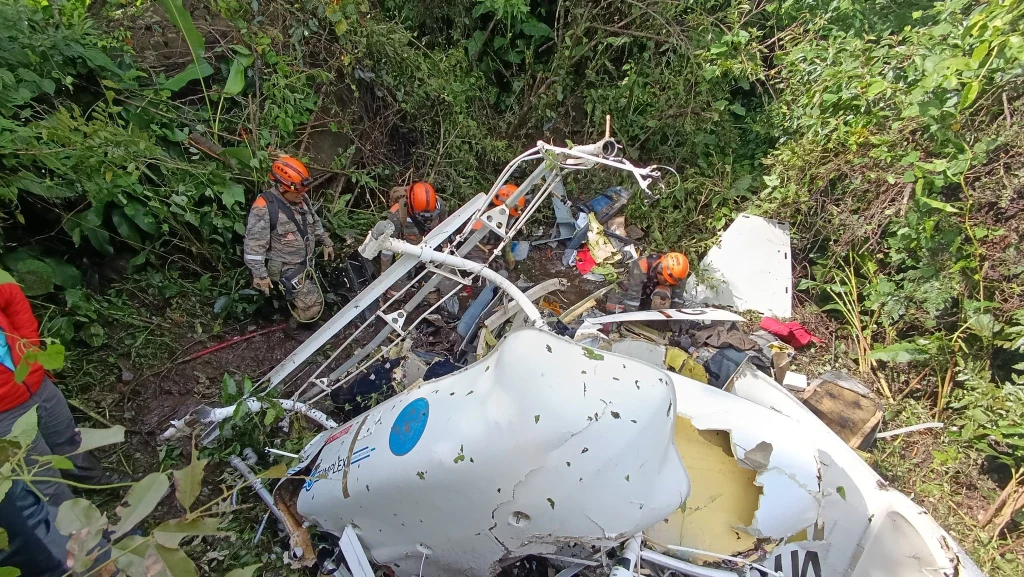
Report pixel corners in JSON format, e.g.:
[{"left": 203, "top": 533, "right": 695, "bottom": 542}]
[{"left": 1, "top": 0, "right": 1023, "bottom": 574}]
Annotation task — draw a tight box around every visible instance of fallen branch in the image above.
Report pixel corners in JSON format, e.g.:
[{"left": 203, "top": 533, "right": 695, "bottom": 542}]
[{"left": 980, "top": 467, "right": 1022, "bottom": 528}]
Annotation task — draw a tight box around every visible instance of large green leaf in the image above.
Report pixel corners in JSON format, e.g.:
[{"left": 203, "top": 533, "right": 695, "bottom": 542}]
[
  {"left": 155, "top": 545, "right": 198, "bottom": 577},
  {"left": 153, "top": 517, "right": 224, "bottom": 548},
  {"left": 56, "top": 498, "right": 109, "bottom": 572},
  {"left": 13, "top": 259, "right": 54, "bottom": 295},
  {"left": 78, "top": 45, "right": 124, "bottom": 77},
  {"left": 222, "top": 147, "right": 253, "bottom": 165},
  {"left": 10, "top": 172, "right": 75, "bottom": 199},
  {"left": 43, "top": 258, "right": 82, "bottom": 289},
  {"left": 123, "top": 201, "right": 159, "bottom": 234},
  {"left": 172, "top": 453, "right": 208, "bottom": 512},
  {"left": 24, "top": 342, "right": 65, "bottom": 373},
  {"left": 6, "top": 406, "right": 37, "bottom": 447},
  {"left": 224, "top": 564, "right": 262, "bottom": 577},
  {"left": 869, "top": 342, "right": 930, "bottom": 363},
  {"left": 224, "top": 59, "right": 246, "bottom": 96},
  {"left": 156, "top": 0, "right": 205, "bottom": 58},
  {"left": 75, "top": 426, "right": 126, "bottom": 453},
  {"left": 113, "top": 536, "right": 152, "bottom": 577},
  {"left": 81, "top": 205, "right": 114, "bottom": 256},
  {"left": 114, "top": 538, "right": 196, "bottom": 577},
  {"left": 918, "top": 196, "right": 960, "bottom": 213},
  {"left": 218, "top": 182, "right": 245, "bottom": 208},
  {"left": 0, "top": 465, "right": 12, "bottom": 504},
  {"left": 112, "top": 207, "right": 144, "bottom": 246},
  {"left": 0, "top": 247, "right": 40, "bottom": 271},
  {"left": 111, "top": 472, "right": 170, "bottom": 539},
  {"left": 520, "top": 19, "right": 552, "bottom": 37},
  {"left": 163, "top": 60, "right": 213, "bottom": 92}
]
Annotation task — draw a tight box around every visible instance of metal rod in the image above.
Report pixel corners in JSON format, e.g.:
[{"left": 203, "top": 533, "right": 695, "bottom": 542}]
[
  {"left": 229, "top": 455, "right": 288, "bottom": 528},
  {"left": 381, "top": 238, "right": 544, "bottom": 327},
  {"left": 260, "top": 193, "right": 489, "bottom": 392}
]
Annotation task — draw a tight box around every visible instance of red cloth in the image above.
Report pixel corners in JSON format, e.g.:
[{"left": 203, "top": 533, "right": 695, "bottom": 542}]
[
  {"left": 575, "top": 248, "right": 597, "bottom": 275},
  {"left": 760, "top": 317, "right": 822, "bottom": 349},
  {"left": 0, "top": 277, "right": 45, "bottom": 411}
]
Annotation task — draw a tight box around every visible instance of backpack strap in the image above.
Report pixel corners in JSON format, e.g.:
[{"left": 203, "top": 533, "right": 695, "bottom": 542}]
[
  {"left": 261, "top": 191, "right": 311, "bottom": 258},
  {"left": 260, "top": 192, "right": 280, "bottom": 232}
]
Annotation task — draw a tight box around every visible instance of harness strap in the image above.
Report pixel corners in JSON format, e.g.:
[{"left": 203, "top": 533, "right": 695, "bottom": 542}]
[{"left": 261, "top": 191, "right": 312, "bottom": 256}]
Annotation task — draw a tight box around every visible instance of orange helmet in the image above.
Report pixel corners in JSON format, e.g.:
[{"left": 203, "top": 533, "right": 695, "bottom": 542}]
[
  {"left": 408, "top": 182, "right": 438, "bottom": 215},
  {"left": 270, "top": 156, "right": 311, "bottom": 193},
  {"left": 655, "top": 252, "right": 689, "bottom": 286},
  {"left": 494, "top": 183, "right": 525, "bottom": 216}
]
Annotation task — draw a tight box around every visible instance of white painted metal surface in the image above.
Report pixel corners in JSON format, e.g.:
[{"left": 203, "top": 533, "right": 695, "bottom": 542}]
[
  {"left": 160, "top": 398, "right": 338, "bottom": 441},
  {"left": 684, "top": 214, "right": 793, "bottom": 318},
  {"left": 262, "top": 193, "right": 490, "bottom": 390},
  {"left": 291, "top": 329, "right": 690, "bottom": 576},
  {"left": 377, "top": 237, "right": 545, "bottom": 328},
  {"left": 340, "top": 526, "right": 374, "bottom": 577},
  {"left": 660, "top": 366, "right": 985, "bottom": 577},
  {"left": 584, "top": 308, "right": 746, "bottom": 325}
]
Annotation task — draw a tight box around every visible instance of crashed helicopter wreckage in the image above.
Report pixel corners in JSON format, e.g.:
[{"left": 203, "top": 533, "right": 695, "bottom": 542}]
[{"left": 163, "top": 136, "right": 985, "bottom": 577}]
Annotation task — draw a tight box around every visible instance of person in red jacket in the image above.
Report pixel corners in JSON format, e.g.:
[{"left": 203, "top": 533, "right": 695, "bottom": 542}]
[{"left": 0, "top": 268, "right": 103, "bottom": 509}]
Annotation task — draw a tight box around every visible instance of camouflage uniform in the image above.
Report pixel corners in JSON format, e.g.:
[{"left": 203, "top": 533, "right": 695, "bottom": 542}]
[
  {"left": 244, "top": 188, "right": 333, "bottom": 322},
  {"left": 381, "top": 192, "right": 465, "bottom": 308},
  {"left": 385, "top": 196, "right": 449, "bottom": 245}
]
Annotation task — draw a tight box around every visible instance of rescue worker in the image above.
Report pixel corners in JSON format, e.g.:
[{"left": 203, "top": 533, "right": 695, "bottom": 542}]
[
  {"left": 387, "top": 181, "right": 448, "bottom": 244},
  {"left": 606, "top": 252, "right": 689, "bottom": 313},
  {"left": 0, "top": 268, "right": 114, "bottom": 567},
  {"left": 380, "top": 181, "right": 448, "bottom": 274},
  {"left": 244, "top": 156, "right": 335, "bottom": 326}
]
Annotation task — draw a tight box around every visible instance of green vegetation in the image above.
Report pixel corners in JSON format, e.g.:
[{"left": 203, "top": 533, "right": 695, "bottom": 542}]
[{"left": 1, "top": 0, "right": 1022, "bottom": 575}]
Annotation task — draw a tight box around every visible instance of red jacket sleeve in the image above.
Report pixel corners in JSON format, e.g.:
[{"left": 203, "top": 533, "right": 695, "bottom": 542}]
[{"left": 0, "top": 283, "right": 40, "bottom": 345}]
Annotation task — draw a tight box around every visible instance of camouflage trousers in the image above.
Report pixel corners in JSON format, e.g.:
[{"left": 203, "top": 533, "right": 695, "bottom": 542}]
[{"left": 269, "top": 260, "right": 324, "bottom": 322}]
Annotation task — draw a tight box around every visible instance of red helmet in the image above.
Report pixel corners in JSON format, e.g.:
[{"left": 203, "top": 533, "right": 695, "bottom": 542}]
[
  {"left": 494, "top": 183, "right": 525, "bottom": 216},
  {"left": 270, "top": 156, "right": 311, "bottom": 193},
  {"left": 408, "top": 182, "right": 438, "bottom": 215}
]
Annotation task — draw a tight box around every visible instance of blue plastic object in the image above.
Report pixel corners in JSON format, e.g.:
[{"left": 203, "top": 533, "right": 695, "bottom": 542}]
[{"left": 457, "top": 284, "right": 496, "bottom": 337}]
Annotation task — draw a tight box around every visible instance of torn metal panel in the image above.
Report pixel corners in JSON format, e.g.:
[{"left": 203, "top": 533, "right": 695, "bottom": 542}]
[
  {"left": 292, "top": 329, "right": 689, "bottom": 576},
  {"left": 691, "top": 365, "right": 985, "bottom": 577},
  {"left": 664, "top": 373, "right": 822, "bottom": 549},
  {"left": 645, "top": 417, "right": 760, "bottom": 558},
  {"left": 684, "top": 213, "right": 793, "bottom": 318},
  {"left": 609, "top": 340, "right": 666, "bottom": 368}
]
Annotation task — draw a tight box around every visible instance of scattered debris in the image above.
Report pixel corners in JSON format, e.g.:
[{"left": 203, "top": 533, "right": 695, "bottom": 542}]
[
  {"left": 782, "top": 370, "right": 809, "bottom": 393},
  {"left": 875, "top": 421, "right": 944, "bottom": 439},
  {"left": 760, "top": 316, "right": 822, "bottom": 348},
  {"left": 684, "top": 213, "right": 793, "bottom": 318},
  {"left": 161, "top": 137, "right": 981, "bottom": 577},
  {"left": 801, "top": 371, "right": 883, "bottom": 450}
]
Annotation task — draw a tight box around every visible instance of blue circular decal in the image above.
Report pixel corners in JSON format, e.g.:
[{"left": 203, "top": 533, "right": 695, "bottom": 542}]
[{"left": 390, "top": 397, "right": 429, "bottom": 456}]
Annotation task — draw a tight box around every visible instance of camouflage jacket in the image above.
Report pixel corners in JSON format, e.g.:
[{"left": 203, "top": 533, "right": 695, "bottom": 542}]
[
  {"left": 386, "top": 197, "right": 448, "bottom": 244},
  {"left": 243, "top": 188, "right": 333, "bottom": 279}
]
